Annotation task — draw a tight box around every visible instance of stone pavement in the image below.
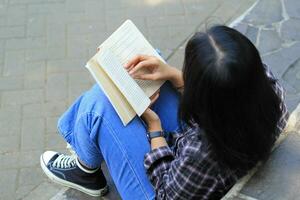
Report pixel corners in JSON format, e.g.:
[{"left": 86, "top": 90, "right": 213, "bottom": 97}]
[
  {"left": 0, "top": 0, "right": 256, "bottom": 199},
  {"left": 221, "top": 0, "right": 300, "bottom": 199}
]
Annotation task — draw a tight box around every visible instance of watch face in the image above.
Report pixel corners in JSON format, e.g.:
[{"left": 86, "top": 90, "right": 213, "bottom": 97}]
[{"left": 146, "top": 133, "right": 151, "bottom": 141}]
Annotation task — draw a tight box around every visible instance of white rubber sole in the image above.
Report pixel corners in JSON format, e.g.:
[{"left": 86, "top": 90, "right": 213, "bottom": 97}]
[{"left": 40, "top": 155, "right": 109, "bottom": 197}]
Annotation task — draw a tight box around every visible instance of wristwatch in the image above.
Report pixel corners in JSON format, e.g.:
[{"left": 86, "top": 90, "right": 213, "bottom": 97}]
[{"left": 147, "top": 130, "right": 165, "bottom": 142}]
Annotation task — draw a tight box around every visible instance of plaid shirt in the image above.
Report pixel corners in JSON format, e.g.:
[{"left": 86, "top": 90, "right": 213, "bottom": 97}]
[{"left": 144, "top": 65, "right": 289, "bottom": 200}]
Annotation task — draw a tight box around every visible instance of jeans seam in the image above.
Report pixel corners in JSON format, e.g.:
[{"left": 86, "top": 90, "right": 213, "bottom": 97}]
[{"left": 100, "top": 115, "right": 154, "bottom": 200}]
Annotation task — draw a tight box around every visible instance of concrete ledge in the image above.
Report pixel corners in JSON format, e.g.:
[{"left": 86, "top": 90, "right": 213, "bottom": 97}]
[{"left": 222, "top": 103, "right": 300, "bottom": 200}]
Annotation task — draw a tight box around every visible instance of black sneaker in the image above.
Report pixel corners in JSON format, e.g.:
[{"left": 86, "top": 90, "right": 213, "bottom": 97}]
[{"left": 40, "top": 151, "right": 109, "bottom": 197}]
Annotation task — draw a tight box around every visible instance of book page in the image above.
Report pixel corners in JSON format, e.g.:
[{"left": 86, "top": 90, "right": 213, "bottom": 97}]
[
  {"left": 86, "top": 59, "right": 136, "bottom": 126},
  {"left": 99, "top": 20, "right": 165, "bottom": 97},
  {"left": 96, "top": 49, "right": 151, "bottom": 116}
]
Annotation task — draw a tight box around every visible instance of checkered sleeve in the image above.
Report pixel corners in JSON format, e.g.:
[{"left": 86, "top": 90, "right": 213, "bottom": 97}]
[
  {"left": 144, "top": 146, "right": 175, "bottom": 184},
  {"left": 144, "top": 142, "right": 221, "bottom": 200}
]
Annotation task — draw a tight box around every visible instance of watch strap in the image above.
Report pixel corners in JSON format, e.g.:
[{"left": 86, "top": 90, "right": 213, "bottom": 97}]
[{"left": 147, "top": 131, "right": 164, "bottom": 141}]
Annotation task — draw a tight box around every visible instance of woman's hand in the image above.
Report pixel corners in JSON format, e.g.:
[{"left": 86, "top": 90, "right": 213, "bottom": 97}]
[
  {"left": 142, "top": 91, "right": 162, "bottom": 131},
  {"left": 124, "top": 55, "right": 175, "bottom": 81},
  {"left": 141, "top": 108, "right": 162, "bottom": 132}
]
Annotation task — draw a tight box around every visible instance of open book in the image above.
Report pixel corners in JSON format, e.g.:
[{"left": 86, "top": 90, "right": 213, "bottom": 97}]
[{"left": 85, "top": 20, "right": 165, "bottom": 126}]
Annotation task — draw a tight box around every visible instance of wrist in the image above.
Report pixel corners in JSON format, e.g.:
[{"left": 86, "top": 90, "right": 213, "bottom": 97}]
[
  {"left": 147, "top": 121, "right": 162, "bottom": 132},
  {"left": 169, "top": 67, "right": 183, "bottom": 88}
]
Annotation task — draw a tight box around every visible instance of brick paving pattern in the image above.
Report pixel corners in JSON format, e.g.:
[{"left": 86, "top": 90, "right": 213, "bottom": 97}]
[{"left": 0, "top": 0, "right": 257, "bottom": 199}]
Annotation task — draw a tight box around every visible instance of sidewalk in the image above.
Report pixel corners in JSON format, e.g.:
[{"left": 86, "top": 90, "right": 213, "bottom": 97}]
[{"left": 0, "top": 0, "right": 256, "bottom": 199}]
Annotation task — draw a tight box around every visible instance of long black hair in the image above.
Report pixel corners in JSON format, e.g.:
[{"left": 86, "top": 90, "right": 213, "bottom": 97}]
[{"left": 179, "top": 25, "right": 282, "bottom": 170}]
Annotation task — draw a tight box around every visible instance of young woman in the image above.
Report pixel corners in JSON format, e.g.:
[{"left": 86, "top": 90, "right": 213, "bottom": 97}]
[{"left": 40, "top": 25, "right": 289, "bottom": 200}]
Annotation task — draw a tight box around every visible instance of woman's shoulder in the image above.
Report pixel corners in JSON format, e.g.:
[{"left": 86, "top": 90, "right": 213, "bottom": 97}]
[
  {"left": 181, "top": 125, "right": 245, "bottom": 175},
  {"left": 179, "top": 125, "right": 216, "bottom": 164}
]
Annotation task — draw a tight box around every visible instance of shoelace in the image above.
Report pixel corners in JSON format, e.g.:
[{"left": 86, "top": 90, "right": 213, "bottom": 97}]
[{"left": 52, "top": 154, "right": 77, "bottom": 169}]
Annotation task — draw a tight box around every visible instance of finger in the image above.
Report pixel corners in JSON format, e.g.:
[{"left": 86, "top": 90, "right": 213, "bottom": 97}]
[
  {"left": 150, "top": 93, "right": 159, "bottom": 105},
  {"left": 129, "top": 59, "right": 156, "bottom": 75},
  {"left": 124, "top": 55, "right": 151, "bottom": 69},
  {"left": 150, "top": 89, "right": 160, "bottom": 99},
  {"left": 133, "top": 73, "right": 159, "bottom": 81},
  {"left": 150, "top": 92, "right": 159, "bottom": 101},
  {"left": 125, "top": 64, "right": 136, "bottom": 72}
]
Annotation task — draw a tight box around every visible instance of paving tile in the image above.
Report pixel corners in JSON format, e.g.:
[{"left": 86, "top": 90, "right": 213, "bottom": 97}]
[
  {"left": 262, "top": 42, "right": 300, "bottom": 76},
  {"left": 104, "top": 0, "right": 127, "bottom": 10},
  {"left": 0, "top": 152, "right": 19, "bottom": 169},
  {"left": 68, "top": 83, "right": 92, "bottom": 104},
  {"left": 285, "top": 95, "right": 300, "bottom": 113},
  {"left": 21, "top": 118, "right": 45, "bottom": 151},
  {"left": 283, "top": 59, "right": 300, "bottom": 92},
  {"left": 16, "top": 184, "right": 38, "bottom": 200},
  {"left": 0, "top": 135, "right": 19, "bottom": 153},
  {"left": 45, "top": 133, "right": 66, "bottom": 149},
  {"left": 23, "top": 181, "right": 62, "bottom": 200},
  {"left": 24, "top": 61, "right": 46, "bottom": 89},
  {"left": 163, "top": 0, "right": 185, "bottom": 15},
  {"left": 18, "top": 167, "right": 45, "bottom": 187},
  {"left": 47, "top": 59, "right": 85, "bottom": 73},
  {"left": 84, "top": 0, "right": 105, "bottom": 21},
  {"left": 241, "top": 133, "right": 300, "bottom": 200},
  {"left": 66, "top": 0, "right": 85, "bottom": 13},
  {"left": 0, "top": 1, "right": 8, "bottom": 16},
  {"left": 5, "top": 4, "right": 26, "bottom": 26},
  {"left": 284, "top": 0, "right": 300, "bottom": 19},
  {"left": 183, "top": 0, "right": 219, "bottom": 15},
  {"left": 281, "top": 18, "right": 300, "bottom": 42},
  {"left": 147, "top": 15, "right": 187, "bottom": 27},
  {"left": 233, "top": 23, "right": 248, "bottom": 35},
  {"left": 26, "top": 47, "right": 66, "bottom": 61},
  {"left": 244, "top": 0, "right": 283, "bottom": 26},
  {"left": 258, "top": 29, "right": 282, "bottom": 54},
  {"left": 47, "top": 46, "right": 66, "bottom": 60},
  {"left": 0, "top": 25, "right": 25, "bottom": 38},
  {"left": 0, "top": 105, "right": 21, "bottom": 137},
  {"left": 27, "top": 15, "right": 46, "bottom": 37},
  {"left": 104, "top": 9, "right": 126, "bottom": 32},
  {"left": 67, "top": 22, "right": 106, "bottom": 36},
  {"left": 211, "top": 0, "right": 244, "bottom": 24},
  {"left": 68, "top": 71, "right": 94, "bottom": 86},
  {"left": 4, "top": 49, "right": 25, "bottom": 76},
  {"left": 44, "top": 101, "right": 67, "bottom": 117},
  {"left": 5, "top": 37, "right": 46, "bottom": 50},
  {"left": 0, "top": 76, "right": 23, "bottom": 90},
  {"left": 46, "top": 73, "right": 68, "bottom": 101},
  {"left": 1, "top": 89, "right": 44, "bottom": 105},
  {"left": 9, "top": 0, "right": 63, "bottom": 4},
  {"left": 245, "top": 25, "right": 259, "bottom": 45},
  {"left": 47, "top": 22, "right": 66, "bottom": 48},
  {"left": 18, "top": 150, "right": 43, "bottom": 168},
  {"left": 25, "top": 48, "right": 47, "bottom": 61},
  {"left": 46, "top": 116, "right": 59, "bottom": 133},
  {"left": 0, "top": 169, "right": 18, "bottom": 199},
  {"left": 67, "top": 35, "right": 89, "bottom": 59},
  {"left": 167, "top": 46, "right": 185, "bottom": 70},
  {"left": 22, "top": 103, "right": 45, "bottom": 118},
  {"left": 22, "top": 101, "right": 67, "bottom": 118},
  {"left": 27, "top": 3, "right": 65, "bottom": 14}
]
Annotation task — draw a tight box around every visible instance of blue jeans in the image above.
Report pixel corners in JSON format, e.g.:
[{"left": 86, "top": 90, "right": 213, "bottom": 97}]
[{"left": 57, "top": 81, "right": 181, "bottom": 200}]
